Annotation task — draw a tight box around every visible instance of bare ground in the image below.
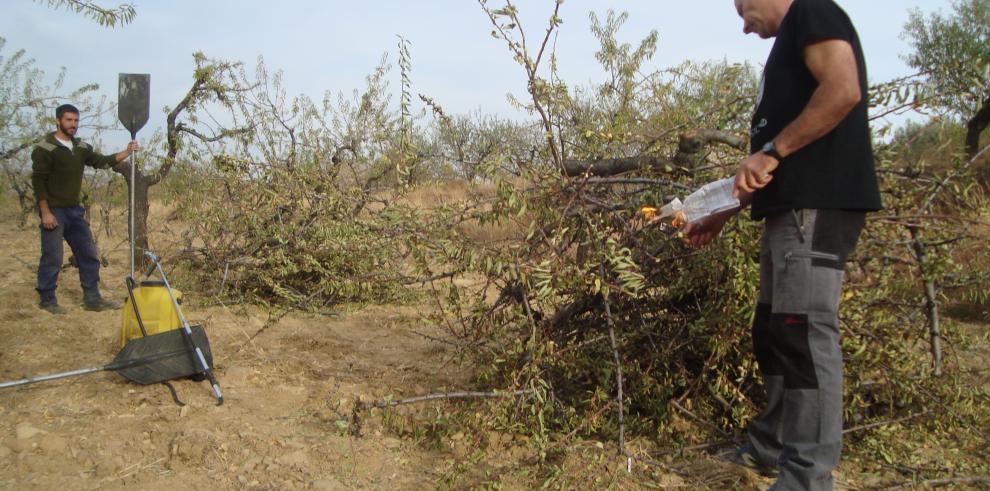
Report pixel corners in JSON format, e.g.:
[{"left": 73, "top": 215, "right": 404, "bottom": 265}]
[
  {"left": 1, "top": 202, "right": 987, "bottom": 490},
  {"left": 0, "top": 208, "right": 485, "bottom": 490}
]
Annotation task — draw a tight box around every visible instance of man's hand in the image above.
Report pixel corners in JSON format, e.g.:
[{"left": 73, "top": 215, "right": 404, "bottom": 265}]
[
  {"left": 41, "top": 210, "right": 58, "bottom": 230},
  {"left": 733, "top": 152, "right": 778, "bottom": 198},
  {"left": 115, "top": 140, "right": 140, "bottom": 163},
  {"left": 682, "top": 207, "right": 736, "bottom": 248}
]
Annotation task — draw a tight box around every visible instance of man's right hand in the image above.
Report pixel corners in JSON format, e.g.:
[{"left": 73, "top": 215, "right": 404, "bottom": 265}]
[
  {"left": 41, "top": 210, "right": 58, "bottom": 230},
  {"left": 682, "top": 208, "right": 736, "bottom": 248}
]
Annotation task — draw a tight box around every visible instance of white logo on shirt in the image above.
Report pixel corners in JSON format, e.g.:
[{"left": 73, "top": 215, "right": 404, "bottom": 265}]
[
  {"left": 750, "top": 70, "right": 768, "bottom": 138},
  {"left": 750, "top": 118, "right": 768, "bottom": 139}
]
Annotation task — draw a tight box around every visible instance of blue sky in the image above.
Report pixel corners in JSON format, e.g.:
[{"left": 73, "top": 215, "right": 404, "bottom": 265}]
[{"left": 2, "top": 0, "right": 953, "bottom": 146}]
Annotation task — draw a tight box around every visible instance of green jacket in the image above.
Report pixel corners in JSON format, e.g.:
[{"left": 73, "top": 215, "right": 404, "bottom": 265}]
[{"left": 31, "top": 132, "right": 118, "bottom": 207}]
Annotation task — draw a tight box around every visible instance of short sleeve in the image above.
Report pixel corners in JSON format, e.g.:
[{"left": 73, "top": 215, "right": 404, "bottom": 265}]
[{"left": 793, "top": 0, "right": 854, "bottom": 48}]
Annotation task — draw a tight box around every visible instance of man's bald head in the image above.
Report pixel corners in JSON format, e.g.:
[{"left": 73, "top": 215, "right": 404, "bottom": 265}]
[{"left": 734, "top": 0, "right": 794, "bottom": 39}]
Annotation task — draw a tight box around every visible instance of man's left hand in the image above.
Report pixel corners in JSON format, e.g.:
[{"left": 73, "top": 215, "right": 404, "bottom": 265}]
[
  {"left": 733, "top": 152, "right": 778, "bottom": 198},
  {"left": 114, "top": 141, "right": 141, "bottom": 164}
]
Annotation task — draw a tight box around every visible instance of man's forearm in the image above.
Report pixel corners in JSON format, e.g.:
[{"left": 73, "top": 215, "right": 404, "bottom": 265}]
[
  {"left": 113, "top": 141, "right": 138, "bottom": 165},
  {"left": 38, "top": 200, "right": 51, "bottom": 216}
]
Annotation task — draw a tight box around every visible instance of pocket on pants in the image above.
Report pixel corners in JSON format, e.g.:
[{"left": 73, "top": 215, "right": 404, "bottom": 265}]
[
  {"left": 785, "top": 251, "right": 844, "bottom": 314},
  {"left": 772, "top": 251, "right": 832, "bottom": 313}
]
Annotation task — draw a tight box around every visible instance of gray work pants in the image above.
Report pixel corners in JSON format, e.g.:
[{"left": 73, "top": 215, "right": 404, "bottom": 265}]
[{"left": 747, "top": 209, "right": 865, "bottom": 491}]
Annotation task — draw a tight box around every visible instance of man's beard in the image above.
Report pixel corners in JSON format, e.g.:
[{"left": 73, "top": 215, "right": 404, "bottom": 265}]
[{"left": 57, "top": 122, "right": 77, "bottom": 137}]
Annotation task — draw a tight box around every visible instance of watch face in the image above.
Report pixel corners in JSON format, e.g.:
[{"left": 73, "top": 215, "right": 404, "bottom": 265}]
[{"left": 761, "top": 141, "right": 783, "bottom": 161}]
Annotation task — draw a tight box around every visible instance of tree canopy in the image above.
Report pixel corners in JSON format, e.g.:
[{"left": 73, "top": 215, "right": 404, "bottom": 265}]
[
  {"left": 903, "top": 0, "right": 990, "bottom": 158},
  {"left": 35, "top": 0, "right": 136, "bottom": 27}
]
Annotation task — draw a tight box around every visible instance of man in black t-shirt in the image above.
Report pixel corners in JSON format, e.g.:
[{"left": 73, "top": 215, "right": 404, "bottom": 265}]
[{"left": 684, "top": 1, "right": 881, "bottom": 490}]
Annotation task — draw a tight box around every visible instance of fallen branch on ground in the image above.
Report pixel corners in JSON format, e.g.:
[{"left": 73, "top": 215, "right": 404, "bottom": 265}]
[
  {"left": 348, "top": 389, "right": 533, "bottom": 437},
  {"left": 843, "top": 410, "right": 931, "bottom": 435},
  {"left": 362, "top": 390, "right": 533, "bottom": 410},
  {"left": 885, "top": 475, "right": 990, "bottom": 489}
]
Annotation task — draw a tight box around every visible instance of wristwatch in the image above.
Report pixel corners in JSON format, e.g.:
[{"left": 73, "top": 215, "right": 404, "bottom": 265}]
[{"left": 761, "top": 140, "right": 784, "bottom": 161}]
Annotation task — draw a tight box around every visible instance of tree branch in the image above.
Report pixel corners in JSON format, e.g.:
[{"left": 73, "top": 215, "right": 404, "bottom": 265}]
[
  {"left": 886, "top": 476, "right": 990, "bottom": 490},
  {"left": 563, "top": 129, "right": 745, "bottom": 177},
  {"left": 0, "top": 136, "right": 44, "bottom": 161}
]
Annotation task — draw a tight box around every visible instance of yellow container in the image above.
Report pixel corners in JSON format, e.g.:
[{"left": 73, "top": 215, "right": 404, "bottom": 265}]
[{"left": 121, "top": 281, "right": 184, "bottom": 347}]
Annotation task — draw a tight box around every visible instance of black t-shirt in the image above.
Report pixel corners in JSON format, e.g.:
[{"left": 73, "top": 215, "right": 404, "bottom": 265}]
[{"left": 749, "top": 0, "right": 882, "bottom": 220}]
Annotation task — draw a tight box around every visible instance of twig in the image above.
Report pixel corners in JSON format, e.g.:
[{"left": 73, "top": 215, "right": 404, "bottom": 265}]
[
  {"left": 409, "top": 329, "right": 477, "bottom": 350},
  {"left": 401, "top": 271, "right": 457, "bottom": 285},
  {"left": 582, "top": 177, "right": 691, "bottom": 191},
  {"left": 885, "top": 475, "right": 990, "bottom": 489},
  {"left": 514, "top": 261, "right": 540, "bottom": 361},
  {"left": 362, "top": 390, "right": 532, "bottom": 410},
  {"left": 651, "top": 439, "right": 740, "bottom": 457},
  {"left": 869, "top": 214, "right": 990, "bottom": 226},
  {"left": 599, "top": 259, "right": 627, "bottom": 453},
  {"left": 670, "top": 400, "right": 732, "bottom": 437},
  {"left": 8, "top": 254, "right": 34, "bottom": 270},
  {"left": 842, "top": 410, "right": 931, "bottom": 435},
  {"left": 218, "top": 261, "right": 229, "bottom": 295},
  {"left": 230, "top": 307, "right": 289, "bottom": 355},
  {"left": 623, "top": 452, "right": 691, "bottom": 478}
]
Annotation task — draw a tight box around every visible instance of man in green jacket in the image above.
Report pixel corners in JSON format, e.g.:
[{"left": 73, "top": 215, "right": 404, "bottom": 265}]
[{"left": 31, "top": 104, "right": 138, "bottom": 314}]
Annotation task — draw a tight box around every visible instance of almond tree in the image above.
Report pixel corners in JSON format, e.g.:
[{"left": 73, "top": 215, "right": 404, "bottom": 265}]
[
  {"left": 0, "top": 37, "right": 103, "bottom": 224},
  {"left": 903, "top": 0, "right": 990, "bottom": 162}
]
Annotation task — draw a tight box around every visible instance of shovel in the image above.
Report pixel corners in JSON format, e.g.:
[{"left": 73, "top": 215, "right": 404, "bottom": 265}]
[{"left": 118, "top": 73, "right": 150, "bottom": 279}]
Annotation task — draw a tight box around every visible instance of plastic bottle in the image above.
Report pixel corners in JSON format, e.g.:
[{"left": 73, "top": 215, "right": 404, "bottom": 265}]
[{"left": 659, "top": 177, "right": 740, "bottom": 225}]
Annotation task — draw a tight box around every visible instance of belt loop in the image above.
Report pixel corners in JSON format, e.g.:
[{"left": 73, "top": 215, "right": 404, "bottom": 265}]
[{"left": 792, "top": 209, "right": 806, "bottom": 243}]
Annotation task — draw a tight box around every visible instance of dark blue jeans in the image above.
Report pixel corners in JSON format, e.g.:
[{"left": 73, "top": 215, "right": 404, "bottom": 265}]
[{"left": 37, "top": 206, "right": 102, "bottom": 302}]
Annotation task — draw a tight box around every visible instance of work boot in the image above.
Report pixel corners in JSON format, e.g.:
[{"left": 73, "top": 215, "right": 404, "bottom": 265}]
[
  {"left": 721, "top": 446, "right": 780, "bottom": 478},
  {"left": 83, "top": 296, "right": 121, "bottom": 312},
  {"left": 39, "top": 300, "right": 67, "bottom": 315}
]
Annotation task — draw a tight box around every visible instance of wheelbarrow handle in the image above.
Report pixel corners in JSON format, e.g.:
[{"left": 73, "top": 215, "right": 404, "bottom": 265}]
[
  {"left": 143, "top": 250, "right": 224, "bottom": 405},
  {"left": 0, "top": 366, "right": 104, "bottom": 389}
]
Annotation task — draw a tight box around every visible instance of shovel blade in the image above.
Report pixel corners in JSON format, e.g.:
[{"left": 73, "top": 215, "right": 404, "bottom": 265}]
[
  {"left": 118, "top": 73, "right": 150, "bottom": 137},
  {"left": 112, "top": 325, "right": 214, "bottom": 385}
]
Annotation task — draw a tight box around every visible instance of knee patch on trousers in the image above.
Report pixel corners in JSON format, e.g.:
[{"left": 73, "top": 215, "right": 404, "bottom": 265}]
[
  {"left": 752, "top": 303, "right": 779, "bottom": 376},
  {"left": 769, "top": 313, "right": 819, "bottom": 389}
]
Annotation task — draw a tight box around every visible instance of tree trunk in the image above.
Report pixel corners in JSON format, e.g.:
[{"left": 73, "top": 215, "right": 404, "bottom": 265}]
[
  {"left": 134, "top": 174, "right": 152, "bottom": 262},
  {"left": 965, "top": 98, "right": 990, "bottom": 160},
  {"left": 12, "top": 182, "right": 34, "bottom": 228},
  {"left": 115, "top": 164, "right": 153, "bottom": 273}
]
